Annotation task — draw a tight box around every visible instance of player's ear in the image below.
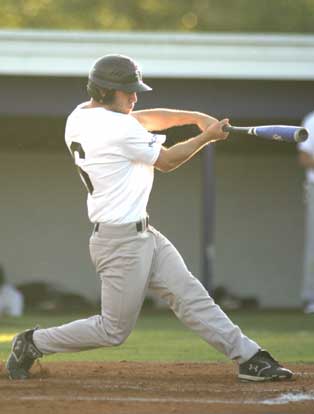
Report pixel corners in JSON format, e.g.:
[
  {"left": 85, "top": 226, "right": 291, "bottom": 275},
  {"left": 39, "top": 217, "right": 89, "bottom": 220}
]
[
  {"left": 96, "top": 87, "right": 111, "bottom": 104},
  {"left": 99, "top": 89, "right": 106, "bottom": 103},
  {"left": 101, "top": 89, "right": 116, "bottom": 104}
]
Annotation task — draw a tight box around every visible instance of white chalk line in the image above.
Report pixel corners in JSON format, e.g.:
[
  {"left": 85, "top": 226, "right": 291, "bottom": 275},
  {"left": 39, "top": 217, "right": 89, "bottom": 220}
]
[
  {"left": 0, "top": 396, "right": 256, "bottom": 404},
  {"left": 2, "top": 393, "right": 314, "bottom": 405},
  {"left": 263, "top": 392, "right": 314, "bottom": 405}
]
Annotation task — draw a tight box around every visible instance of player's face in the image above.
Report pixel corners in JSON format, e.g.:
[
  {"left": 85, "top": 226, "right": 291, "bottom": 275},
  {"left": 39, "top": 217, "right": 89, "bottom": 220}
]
[{"left": 109, "top": 90, "right": 138, "bottom": 114}]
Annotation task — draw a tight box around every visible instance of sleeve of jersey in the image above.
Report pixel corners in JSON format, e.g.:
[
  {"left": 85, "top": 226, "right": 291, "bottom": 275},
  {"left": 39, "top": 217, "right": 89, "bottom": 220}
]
[{"left": 123, "top": 121, "right": 166, "bottom": 165}]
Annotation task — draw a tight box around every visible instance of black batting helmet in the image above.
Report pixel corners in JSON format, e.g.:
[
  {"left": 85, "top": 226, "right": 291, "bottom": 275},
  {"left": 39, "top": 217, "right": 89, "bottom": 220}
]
[{"left": 88, "top": 54, "right": 152, "bottom": 93}]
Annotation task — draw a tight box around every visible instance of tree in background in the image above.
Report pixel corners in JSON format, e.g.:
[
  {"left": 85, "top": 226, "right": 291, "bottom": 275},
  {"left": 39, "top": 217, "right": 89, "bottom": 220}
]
[{"left": 0, "top": 0, "right": 314, "bottom": 33}]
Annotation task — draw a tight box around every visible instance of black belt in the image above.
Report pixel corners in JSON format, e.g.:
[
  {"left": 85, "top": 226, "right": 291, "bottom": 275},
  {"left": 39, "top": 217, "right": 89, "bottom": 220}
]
[
  {"left": 136, "top": 216, "right": 149, "bottom": 232},
  {"left": 94, "top": 217, "right": 149, "bottom": 233}
]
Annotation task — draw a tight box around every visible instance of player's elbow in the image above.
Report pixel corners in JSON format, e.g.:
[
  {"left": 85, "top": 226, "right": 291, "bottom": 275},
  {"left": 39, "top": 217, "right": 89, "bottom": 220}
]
[
  {"left": 154, "top": 162, "right": 175, "bottom": 173},
  {"left": 154, "top": 148, "right": 176, "bottom": 172}
]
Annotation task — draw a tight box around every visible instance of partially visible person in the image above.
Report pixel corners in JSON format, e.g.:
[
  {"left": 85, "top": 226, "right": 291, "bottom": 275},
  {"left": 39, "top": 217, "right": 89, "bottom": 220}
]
[
  {"left": 0, "top": 265, "right": 24, "bottom": 317},
  {"left": 298, "top": 110, "right": 314, "bottom": 314}
]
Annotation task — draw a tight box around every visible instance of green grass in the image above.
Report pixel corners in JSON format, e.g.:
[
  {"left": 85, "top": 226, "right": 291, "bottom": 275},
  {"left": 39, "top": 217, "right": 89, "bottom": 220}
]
[{"left": 0, "top": 309, "right": 313, "bottom": 363}]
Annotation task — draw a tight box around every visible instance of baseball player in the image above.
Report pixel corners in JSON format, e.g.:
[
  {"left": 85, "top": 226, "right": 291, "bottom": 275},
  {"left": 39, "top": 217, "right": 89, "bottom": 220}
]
[
  {"left": 0, "top": 266, "right": 24, "bottom": 317},
  {"left": 6, "top": 54, "right": 293, "bottom": 382},
  {"left": 298, "top": 110, "right": 314, "bottom": 313}
]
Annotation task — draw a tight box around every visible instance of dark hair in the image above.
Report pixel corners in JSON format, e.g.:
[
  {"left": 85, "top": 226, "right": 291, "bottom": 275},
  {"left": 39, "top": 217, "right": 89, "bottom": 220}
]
[{"left": 86, "top": 80, "right": 116, "bottom": 104}]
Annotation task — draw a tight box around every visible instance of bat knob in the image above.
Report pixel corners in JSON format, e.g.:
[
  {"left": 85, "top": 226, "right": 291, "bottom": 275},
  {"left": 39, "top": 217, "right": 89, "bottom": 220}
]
[{"left": 295, "top": 128, "right": 309, "bottom": 143}]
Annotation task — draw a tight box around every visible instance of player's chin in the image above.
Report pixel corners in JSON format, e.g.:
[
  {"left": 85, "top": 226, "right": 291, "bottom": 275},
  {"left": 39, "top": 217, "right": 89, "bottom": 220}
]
[{"left": 116, "top": 107, "right": 133, "bottom": 115}]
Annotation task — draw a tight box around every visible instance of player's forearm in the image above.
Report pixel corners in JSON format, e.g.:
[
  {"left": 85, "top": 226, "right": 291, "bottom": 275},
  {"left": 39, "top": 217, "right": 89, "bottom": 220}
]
[
  {"left": 299, "top": 151, "right": 314, "bottom": 169},
  {"left": 132, "top": 109, "right": 217, "bottom": 132},
  {"left": 156, "top": 134, "right": 209, "bottom": 172},
  {"left": 154, "top": 119, "right": 229, "bottom": 172}
]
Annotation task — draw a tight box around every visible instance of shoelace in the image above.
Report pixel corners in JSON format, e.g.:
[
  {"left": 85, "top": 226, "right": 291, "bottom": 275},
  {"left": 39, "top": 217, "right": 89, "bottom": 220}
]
[{"left": 258, "top": 350, "right": 281, "bottom": 367}]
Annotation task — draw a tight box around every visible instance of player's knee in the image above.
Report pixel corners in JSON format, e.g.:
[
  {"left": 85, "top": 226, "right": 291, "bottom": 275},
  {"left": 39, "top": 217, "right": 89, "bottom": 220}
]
[
  {"left": 98, "top": 316, "right": 131, "bottom": 346},
  {"left": 108, "top": 332, "right": 128, "bottom": 346}
]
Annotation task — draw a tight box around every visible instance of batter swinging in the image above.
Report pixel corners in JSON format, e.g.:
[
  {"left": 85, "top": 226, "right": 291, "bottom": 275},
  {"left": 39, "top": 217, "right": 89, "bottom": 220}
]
[{"left": 6, "top": 54, "right": 293, "bottom": 382}]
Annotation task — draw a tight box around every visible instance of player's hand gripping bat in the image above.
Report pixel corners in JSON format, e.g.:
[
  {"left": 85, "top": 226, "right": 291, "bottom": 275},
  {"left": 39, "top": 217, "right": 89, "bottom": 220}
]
[{"left": 222, "top": 124, "right": 308, "bottom": 143}]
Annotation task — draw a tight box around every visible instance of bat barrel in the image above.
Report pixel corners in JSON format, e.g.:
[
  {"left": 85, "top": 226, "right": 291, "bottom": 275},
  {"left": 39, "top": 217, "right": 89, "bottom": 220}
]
[
  {"left": 223, "top": 124, "right": 309, "bottom": 143},
  {"left": 254, "top": 125, "right": 308, "bottom": 143}
]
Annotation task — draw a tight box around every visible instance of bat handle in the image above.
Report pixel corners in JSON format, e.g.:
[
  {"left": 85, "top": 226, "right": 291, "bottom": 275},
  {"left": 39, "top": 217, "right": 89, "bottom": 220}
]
[{"left": 222, "top": 125, "right": 232, "bottom": 132}]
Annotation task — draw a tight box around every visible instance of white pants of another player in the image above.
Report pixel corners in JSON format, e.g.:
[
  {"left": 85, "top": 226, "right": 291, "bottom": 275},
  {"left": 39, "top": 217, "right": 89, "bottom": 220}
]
[
  {"left": 301, "top": 182, "right": 314, "bottom": 306},
  {"left": 33, "top": 223, "right": 259, "bottom": 364}
]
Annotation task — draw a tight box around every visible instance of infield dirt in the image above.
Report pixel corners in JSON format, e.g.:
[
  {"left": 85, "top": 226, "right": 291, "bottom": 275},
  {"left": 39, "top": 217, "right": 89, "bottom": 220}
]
[{"left": 0, "top": 361, "right": 314, "bottom": 414}]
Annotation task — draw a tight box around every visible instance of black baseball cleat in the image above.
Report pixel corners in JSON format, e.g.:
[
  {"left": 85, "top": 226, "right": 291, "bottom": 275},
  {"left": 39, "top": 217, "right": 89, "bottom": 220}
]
[
  {"left": 238, "top": 349, "right": 293, "bottom": 382},
  {"left": 6, "top": 328, "right": 43, "bottom": 380}
]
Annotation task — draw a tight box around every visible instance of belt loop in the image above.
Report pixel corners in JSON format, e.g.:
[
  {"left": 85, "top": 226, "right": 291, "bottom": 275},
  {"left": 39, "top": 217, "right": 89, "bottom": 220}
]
[{"left": 94, "top": 223, "right": 99, "bottom": 233}]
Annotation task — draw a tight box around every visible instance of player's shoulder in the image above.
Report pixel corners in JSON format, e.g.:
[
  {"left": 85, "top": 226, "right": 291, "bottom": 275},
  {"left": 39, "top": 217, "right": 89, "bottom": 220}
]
[
  {"left": 299, "top": 111, "right": 314, "bottom": 150},
  {"left": 125, "top": 113, "right": 151, "bottom": 134},
  {"left": 108, "top": 112, "right": 149, "bottom": 137},
  {"left": 302, "top": 110, "right": 314, "bottom": 126},
  {"left": 68, "top": 101, "right": 89, "bottom": 115},
  {"left": 0, "top": 284, "right": 16, "bottom": 295}
]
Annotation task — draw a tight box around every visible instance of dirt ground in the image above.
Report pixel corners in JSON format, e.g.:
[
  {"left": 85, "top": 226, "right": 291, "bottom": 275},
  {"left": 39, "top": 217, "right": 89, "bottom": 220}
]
[{"left": 0, "top": 361, "right": 314, "bottom": 414}]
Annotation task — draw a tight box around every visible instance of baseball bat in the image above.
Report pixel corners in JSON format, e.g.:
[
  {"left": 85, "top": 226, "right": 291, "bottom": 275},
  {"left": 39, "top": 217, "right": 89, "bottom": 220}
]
[{"left": 222, "top": 124, "right": 308, "bottom": 143}]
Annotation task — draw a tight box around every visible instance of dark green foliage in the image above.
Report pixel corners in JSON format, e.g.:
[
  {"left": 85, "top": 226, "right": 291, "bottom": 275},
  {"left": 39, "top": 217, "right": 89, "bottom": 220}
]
[{"left": 1, "top": 0, "right": 314, "bottom": 33}]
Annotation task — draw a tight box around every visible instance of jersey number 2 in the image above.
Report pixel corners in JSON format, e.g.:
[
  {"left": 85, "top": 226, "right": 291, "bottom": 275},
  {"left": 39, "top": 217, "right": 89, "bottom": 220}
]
[{"left": 70, "top": 142, "right": 94, "bottom": 195}]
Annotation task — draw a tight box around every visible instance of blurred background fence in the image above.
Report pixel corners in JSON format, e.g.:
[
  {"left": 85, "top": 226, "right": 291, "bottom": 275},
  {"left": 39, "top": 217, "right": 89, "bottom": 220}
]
[{"left": 1, "top": 1, "right": 314, "bottom": 309}]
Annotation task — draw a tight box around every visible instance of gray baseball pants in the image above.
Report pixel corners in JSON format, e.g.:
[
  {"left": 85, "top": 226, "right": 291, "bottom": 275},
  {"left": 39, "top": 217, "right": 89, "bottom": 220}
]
[
  {"left": 301, "top": 183, "right": 314, "bottom": 302},
  {"left": 33, "top": 222, "right": 259, "bottom": 364}
]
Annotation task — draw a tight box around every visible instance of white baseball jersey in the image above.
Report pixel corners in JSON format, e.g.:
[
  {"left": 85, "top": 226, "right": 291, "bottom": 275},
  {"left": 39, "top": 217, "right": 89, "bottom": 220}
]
[
  {"left": 298, "top": 111, "right": 314, "bottom": 183},
  {"left": 65, "top": 103, "right": 165, "bottom": 223},
  {"left": 0, "top": 284, "right": 24, "bottom": 317}
]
